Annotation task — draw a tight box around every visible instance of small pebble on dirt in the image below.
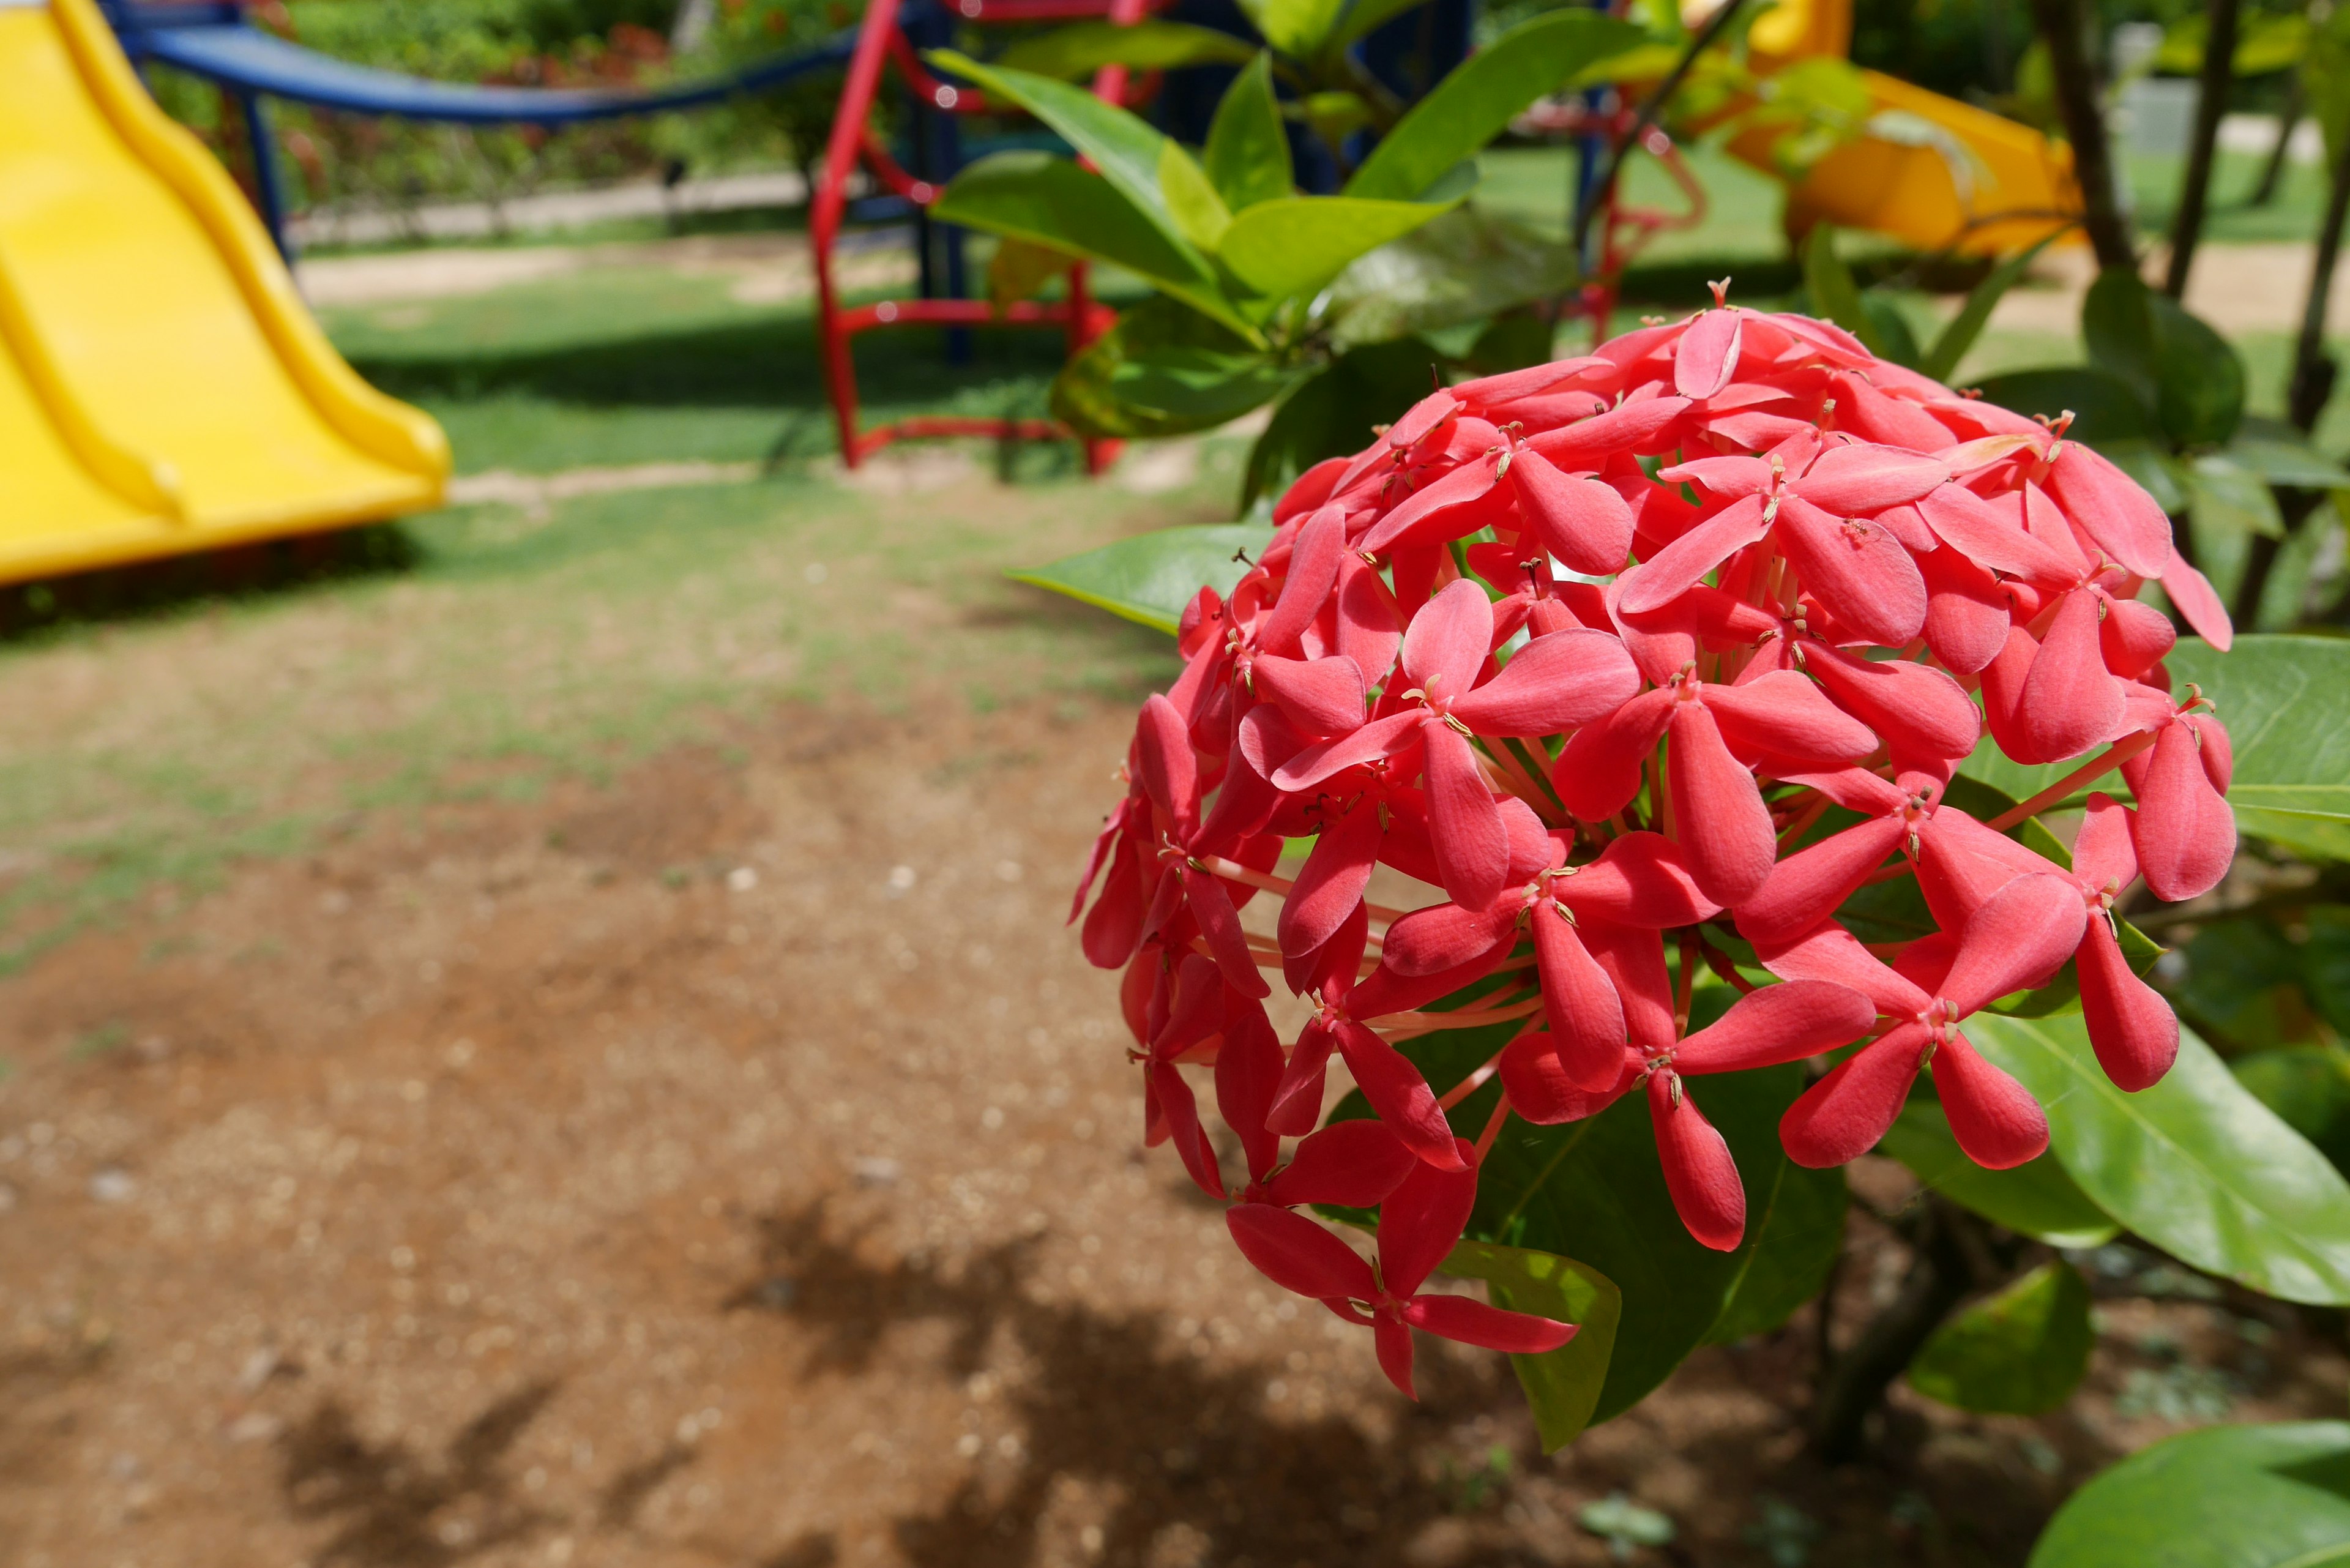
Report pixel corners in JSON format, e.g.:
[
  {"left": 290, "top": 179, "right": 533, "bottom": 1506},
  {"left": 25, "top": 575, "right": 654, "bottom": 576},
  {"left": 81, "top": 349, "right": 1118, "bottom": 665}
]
[
  {"left": 726, "top": 865, "right": 759, "bottom": 891},
  {"left": 887, "top": 865, "right": 917, "bottom": 894},
  {"left": 852, "top": 1157, "right": 901, "bottom": 1186},
  {"left": 88, "top": 1168, "right": 135, "bottom": 1204}
]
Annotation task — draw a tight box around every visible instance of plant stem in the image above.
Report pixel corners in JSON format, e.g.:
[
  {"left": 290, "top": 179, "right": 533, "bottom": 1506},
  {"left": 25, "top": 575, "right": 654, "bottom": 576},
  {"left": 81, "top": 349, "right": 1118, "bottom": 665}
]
[
  {"left": 2027, "top": 0, "right": 2138, "bottom": 270},
  {"left": 2250, "top": 69, "right": 2305, "bottom": 208},
  {"left": 1810, "top": 1194, "right": 1980, "bottom": 1462},
  {"left": 2288, "top": 102, "right": 2350, "bottom": 432},
  {"left": 1984, "top": 730, "right": 2159, "bottom": 829},
  {"left": 2164, "top": 0, "right": 2242, "bottom": 297}
]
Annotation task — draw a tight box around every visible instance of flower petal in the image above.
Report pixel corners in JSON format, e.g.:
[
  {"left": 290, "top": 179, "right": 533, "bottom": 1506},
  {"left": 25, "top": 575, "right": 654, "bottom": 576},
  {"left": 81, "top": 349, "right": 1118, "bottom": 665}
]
[
  {"left": 1214, "top": 1002, "right": 1286, "bottom": 1181},
  {"left": 1509, "top": 448, "right": 1638, "bottom": 575},
  {"left": 1534, "top": 906, "right": 1633, "bottom": 1091},
  {"left": 1649, "top": 1071, "right": 1745, "bottom": 1250},
  {"left": 2160, "top": 545, "right": 2235, "bottom": 651},
  {"left": 1449, "top": 629, "right": 1641, "bottom": 736},
  {"left": 1778, "top": 1023, "right": 1933, "bottom": 1168},
  {"left": 1227, "top": 1203, "right": 1376, "bottom": 1300},
  {"left": 1931, "top": 1029, "right": 2051, "bottom": 1168},
  {"left": 1424, "top": 722, "right": 1510, "bottom": 912},
  {"left": 1617, "top": 494, "right": 1772, "bottom": 616},
  {"left": 1791, "top": 440, "right": 1949, "bottom": 515},
  {"left": 1403, "top": 1293, "right": 1576, "bottom": 1353},
  {"left": 2077, "top": 915, "right": 2179, "bottom": 1092},
  {"left": 1939, "top": 873, "right": 2087, "bottom": 1017},
  {"left": 1332, "top": 1020, "right": 1466, "bottom": 1171},
  {"left": 1501, "top": 1031, "right": 1639, "bottom": 1124},
  {"left": 1703, "top": 668, "right": 1882, "bottom": 764},
  {"left": 1251, "top": 653, "right": 1367, "bottom": 738},
  {"left": 1552, "top": 688, "right": 1676, "bottom": 823},
  {"left": 1675, "top": 309, "right": 1744, "bottom": 399},
  {"left": 1258, "top": 504, "right": 1347, "bottom": 654},
  {"left": 2046, "top": 441, "right": 2173, "bottom": 578},
  {"left": 1261, "top": 1118, "right": 1420, "bottom": 1209},
  {"left": 2132, "top": 720, "right": 2237, "bottom": 902},
  {"left": 1772, "top": 493, "right": 1928, "bottom": 647},
  {"left": 1668, "top": 699, "right": 1776, "bottom": 906},
  {"left": 1279, "top": 801, "right": 1384, "bottom": 958},
  {"left": 2018, "top": 589, "right": 2127, "bottom": 766},
  {"left": 1733, "top": 814, "right": 1909, "bottom": 949},
  {"left": 1376, "top": 1137, "right": 1480, "bottom": 1295},
  {"left": 1272, "top": 711, "right": 1422, "bottom": 792},
  {"left": 1402, "top": 578, "right": 1498, "bottom": 701},
  {"left": 1672, "top": 980, "right": 1881, "bottom": 1073}
]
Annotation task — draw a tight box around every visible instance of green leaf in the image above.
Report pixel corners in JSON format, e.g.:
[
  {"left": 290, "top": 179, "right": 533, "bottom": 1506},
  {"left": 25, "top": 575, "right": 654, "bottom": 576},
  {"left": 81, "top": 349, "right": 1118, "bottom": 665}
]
[
  {"left": 928, "top": 53, "right": 1223, "bottom": 282},
  {"left": 2080, "top": 266, "right": 2245, "bottom": 447},
  {"left": 1237, "top": 0, "right": 1349, "bottom": 59},
  {"left": 1465, "top": 308, "right": 1558, "bottom": 375},
  {"left": 1968, "top": 1012, "right": 2350, "bottom": 1305},
  {"left": 1158, "top": 140, "right": 1234, "bottom": 253},
  {"left": 2236, "top": 1045, "right": 2350, "bottom": 1176},
  {"left": 1802, "top": 225, "right": 1878, "bottom": 353},
  {"left": 1204, "top": 53, "right": 1293, "bottom": 214},
  {"left": 1442, "top": 1239, "right": 1622, "bottom": 1452},
  {"left": 2189, "top": 454, "right": 2288, "bottom": 564},
  {"left": 2307, "top": 911, "right": 2350, "bottom": 1038},
  {"left": 1704, "top": 1162, "right": 1847, "bottom": 1345},
  {"left": 2179, "top": 917, "right": 2314, "bottom": 1049},
  {"left": 1971, "top": 365, "right": 2160, "bottom": 447},
  {"left": 1907, "top": 1260, "right": 2094, "bottom": 1416},
  {"left": 1467, "top": 1060, "right": 1826, "bottom": 1419},
  {"left": 2170, "top": 635, "right": 2350, "bottom": 859},
  {"left": 991, "top": 20, "right": 1259, "bottom": 78},
  {"left": 2105, "top": 438, "right": 2192, "bottom": 512},
  {"left": 1327, "top": 0, "right": 1436, "bottom": 51},
  {"left": 2081, "top": 266, "right": 2163, "bottom": 411},
  {"left": 930, "top": 151, "right": 1257, "bottom": 341},
  {"left": 1215, "top": 196, "right": 1454, "bottom": 303},
  {"left": 1325, "top": 205, "right": 1580, "bottom": 349},
  {"left": 1007, "top": 523, "right": 1267, "bottom": 633},
  {"left": 1878, "top": 1099, "right": 2118, "bottom": 1247},
  {"left": 1051, "top": 298, "right": 1291, "bottom": 439},
  {"left": 1919, "top": 230, "right": 2064, "bottom": 383},
  {"left": 1242, "top": 335, "right": 1438, "bottom": 510},
  {"left": 985, "top": 236, "right": 1075, "bottom": 306},
  {"left": 1860, "top": 294, "right": 1923, "bottom": 371},
  {"left": 2029, "top": 1422, "right": 2350, "bottom": 1568},
  {"left": 1343, "top": 11, "right": 1646, "bottom": 201},
  {"left": 2229, "top": 418, "right": 2350, "bottom": 488}
]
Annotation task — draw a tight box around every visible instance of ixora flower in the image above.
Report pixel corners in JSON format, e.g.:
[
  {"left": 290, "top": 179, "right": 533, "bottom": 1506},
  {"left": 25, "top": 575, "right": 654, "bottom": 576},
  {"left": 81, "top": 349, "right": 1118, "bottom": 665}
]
[{"left": 1067, "top": 294, "right": 2237, "bottom": 1400}]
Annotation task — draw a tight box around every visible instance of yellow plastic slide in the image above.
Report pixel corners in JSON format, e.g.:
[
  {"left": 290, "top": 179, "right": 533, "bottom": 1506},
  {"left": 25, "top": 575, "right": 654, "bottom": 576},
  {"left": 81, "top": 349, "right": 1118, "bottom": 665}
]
[
  {"left": 0, "top": 0, "right": 444, "bottom": 584},
  {"left": 1726, "top": 0, "right": 2081, "bottom": 255}
]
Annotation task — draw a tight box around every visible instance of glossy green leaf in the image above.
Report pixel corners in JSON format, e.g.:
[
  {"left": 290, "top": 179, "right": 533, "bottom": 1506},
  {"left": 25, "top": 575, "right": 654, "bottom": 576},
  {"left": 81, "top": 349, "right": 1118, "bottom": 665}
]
[
  {"left": 2081, "top": 266, "right": 2163, "bottom": 410},
  {"left": 1465, "top": 308, "right": 1557, "bottom": 375},
  {"left": 1344, "top": 11, "right": 1646, "bottom": 201},
  {"left": 1971, "top": 365, "right": 2160, "bottom": 447},
  {"left": 1007, "top": 523, "right": 1266, "bottom": 633},
  {"left": 1158, "top": 140, "right": 1234, "bottom": 253},
  {"left": 928, "top": 52, "right": 1212, "bottom": 272},
  {"left": 1704, "top": 1161, "right": 1847, "bottom": 1344},
  {"left": 930, "top": 151, "right": 1256, "bottom": 341},
  {"left": 2105, "top": 438, "right": 2193, "bottom": 512},
  {"left": 992, "top": 20, "right": 1258, "bottom": 78},
  {"left": 2170, "top": 635, "right": 2350, "bottom": 861},
  {"left": 1051, "top": 298, "right": 1291, "bottom": 440},
  {"left": 2236, "top": 1045, "right": 2350, "bottom": 1176},
  {"left": 1442, "top": 1239, "right": 1622, "bottom": 1452},
  {"left": 1215, "top": 196, "right": 1454, "bottom": 302},
  {"left": 2230, "top": 418, "right": 2350, "bottom": 487},
  {"left": 1328, "top": 0, "right": 1438, "bottom": 50},
  {"left": 1968, "top": 1012, "right": 2350, "bottom": 1305},
  {"left": 1326, "top": 205, "right": 1580, "bottom": 348},
  {"left": 1907, "top": 1260, "right": 2094, "bottom": 1415},
  {"left": 1237, "top": 0, "right": 1348, "bottom": 59},
  {"left": 2188, "top": 452, "right": 2287, "bottom": 541},
  {"left": 1879, "top": 1099, "right": 2118, "bottom": 1247},
  {"left": 2306, "top": 911, "right": 2350, "bottom": 1038},
  {"left": 1919, "top": 230, "right": 2064, "bottom": 382},
  {"left": 1860, "top": 293, "right": 1923, "bottom": 370},
  {"left": 1465, "top": 1058, "right": 1824, "bottom": 1419},
  {"left": 1242, "top": 336, "right": 1437, "bottom": 510},
  {"left": 2080, "top": 266, "right": 2245, "bottom": 447},
  {"left": 1204, "top": 53, "right": 1293, "bottom": 214},
  {"left": 2029, "top": 1422, "right": 2350, "bottom": 1568}
]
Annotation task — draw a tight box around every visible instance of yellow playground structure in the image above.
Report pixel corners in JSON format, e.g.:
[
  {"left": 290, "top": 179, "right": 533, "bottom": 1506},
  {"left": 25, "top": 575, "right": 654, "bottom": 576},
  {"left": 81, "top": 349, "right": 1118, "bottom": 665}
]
[
  {"left": 0, "top": 0, "right": 446, "bottom": 585},
  {"left": 1730, "top": 0, "right": 2081, "bottom": 255}
]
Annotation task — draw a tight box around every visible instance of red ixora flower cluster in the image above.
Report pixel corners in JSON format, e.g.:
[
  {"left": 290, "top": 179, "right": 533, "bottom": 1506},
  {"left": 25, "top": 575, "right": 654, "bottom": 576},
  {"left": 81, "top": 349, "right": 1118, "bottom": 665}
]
[{"left": 1070, "top": 293, "right": 2239, "bottom": 1398}]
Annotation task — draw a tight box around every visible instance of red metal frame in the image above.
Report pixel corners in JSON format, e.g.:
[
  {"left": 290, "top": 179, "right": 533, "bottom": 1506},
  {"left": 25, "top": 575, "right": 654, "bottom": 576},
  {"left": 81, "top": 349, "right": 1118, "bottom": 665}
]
[{"left": 812, "top": 0, "right": 1150, "bottom": 471}]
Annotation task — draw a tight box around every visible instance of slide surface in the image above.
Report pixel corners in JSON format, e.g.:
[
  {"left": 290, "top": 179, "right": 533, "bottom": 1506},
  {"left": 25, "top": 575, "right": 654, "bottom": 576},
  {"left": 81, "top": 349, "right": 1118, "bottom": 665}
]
[
  {"left": 1727, "top": 0, "right": 2080, "bottom": 256},
  {"left": 0, "top": 0, "right": 445, "bottom": 583}
]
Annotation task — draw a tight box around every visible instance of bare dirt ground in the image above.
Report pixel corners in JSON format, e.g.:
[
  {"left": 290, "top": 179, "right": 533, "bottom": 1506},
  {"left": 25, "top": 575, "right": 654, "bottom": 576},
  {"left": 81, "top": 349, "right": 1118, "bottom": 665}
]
[{"left": 2, "top": 684, "right": 2344, "bottom": 1568}]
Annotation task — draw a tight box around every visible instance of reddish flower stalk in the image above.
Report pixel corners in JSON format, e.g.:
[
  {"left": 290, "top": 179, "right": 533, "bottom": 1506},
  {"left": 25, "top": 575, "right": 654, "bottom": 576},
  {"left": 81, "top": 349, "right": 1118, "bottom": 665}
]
[{"left": 1069, "top": 299, "right": 2236, "bottom": 1400}]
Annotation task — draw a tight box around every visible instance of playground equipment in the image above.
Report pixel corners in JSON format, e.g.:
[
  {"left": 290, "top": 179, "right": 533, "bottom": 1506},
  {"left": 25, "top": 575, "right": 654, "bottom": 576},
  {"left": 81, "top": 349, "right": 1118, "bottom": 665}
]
[
  {"left": 113, "top": 0, "right": 1151, "bottom": 472},
  {"left": 0, "top": 0, "right": 446, "bottom": 583},
  {"left": 811, "top": 0, "right": 1151, "bottom": 470},
  {"left": 102, "top": 0, "right": 861, "bottom": 260},
  {"left": 1736, "top": 0, "right": 2080, "bottom": 256}
]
